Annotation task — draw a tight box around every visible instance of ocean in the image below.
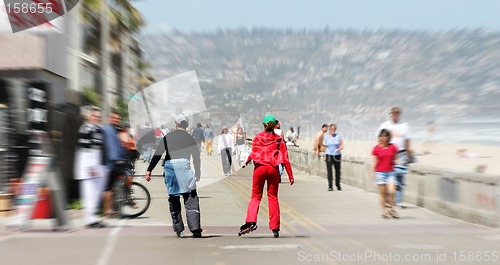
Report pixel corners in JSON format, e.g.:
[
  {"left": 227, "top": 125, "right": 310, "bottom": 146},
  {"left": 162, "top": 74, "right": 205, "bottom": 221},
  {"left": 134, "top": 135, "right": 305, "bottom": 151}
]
[{"left": 300, "top": 119, "right": 500, "bottom": 146}]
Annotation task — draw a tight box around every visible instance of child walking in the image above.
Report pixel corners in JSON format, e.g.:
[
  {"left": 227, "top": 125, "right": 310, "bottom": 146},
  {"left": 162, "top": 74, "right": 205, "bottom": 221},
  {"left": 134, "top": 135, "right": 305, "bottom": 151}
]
[{"left": 371, "top": 129, "right": 399, "bottom": 219}]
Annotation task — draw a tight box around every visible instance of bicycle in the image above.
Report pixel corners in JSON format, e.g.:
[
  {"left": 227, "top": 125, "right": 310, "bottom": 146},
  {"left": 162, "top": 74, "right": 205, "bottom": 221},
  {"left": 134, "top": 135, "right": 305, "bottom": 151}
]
[{"left": 112, "top": 168, "right": 151, "bottom": 218}]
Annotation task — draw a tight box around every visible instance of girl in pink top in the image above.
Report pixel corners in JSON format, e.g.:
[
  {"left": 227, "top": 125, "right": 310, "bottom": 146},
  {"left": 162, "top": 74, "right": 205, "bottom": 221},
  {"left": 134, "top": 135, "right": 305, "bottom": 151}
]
[{"left": 371, "top": 129, "right": 399, "bottom": 219}]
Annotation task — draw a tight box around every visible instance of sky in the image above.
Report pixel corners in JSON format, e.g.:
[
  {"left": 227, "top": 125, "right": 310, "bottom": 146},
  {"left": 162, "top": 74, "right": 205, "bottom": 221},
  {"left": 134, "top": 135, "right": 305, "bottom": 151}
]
[{"left": 133, "top": 0, "right": 500, "bottom": 33}]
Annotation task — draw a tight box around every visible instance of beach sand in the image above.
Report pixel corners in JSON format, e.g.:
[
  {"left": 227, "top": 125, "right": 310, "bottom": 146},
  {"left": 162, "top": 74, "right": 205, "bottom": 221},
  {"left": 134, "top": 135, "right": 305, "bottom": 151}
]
[{"left": 296, "top": 138, "right": 500, "bottom": 175}]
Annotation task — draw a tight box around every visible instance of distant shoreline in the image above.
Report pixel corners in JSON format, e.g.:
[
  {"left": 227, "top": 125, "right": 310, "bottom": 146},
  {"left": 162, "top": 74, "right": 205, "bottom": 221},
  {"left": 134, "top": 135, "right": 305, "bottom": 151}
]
[{"left": 296, "top": 138, "right": 500, "bottom": 175}]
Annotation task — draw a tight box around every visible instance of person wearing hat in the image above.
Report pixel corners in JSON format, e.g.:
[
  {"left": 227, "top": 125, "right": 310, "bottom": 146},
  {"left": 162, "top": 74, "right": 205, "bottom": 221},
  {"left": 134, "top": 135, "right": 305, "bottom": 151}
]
[
  {"left": 218, "top": 125, "right": 234, "bottom": 176},
  {"left": 238, "top": 114, "right": 295, "bottom": 238},
  {"left": 145, "top": 114, "right": 203, "bottom": 238}
]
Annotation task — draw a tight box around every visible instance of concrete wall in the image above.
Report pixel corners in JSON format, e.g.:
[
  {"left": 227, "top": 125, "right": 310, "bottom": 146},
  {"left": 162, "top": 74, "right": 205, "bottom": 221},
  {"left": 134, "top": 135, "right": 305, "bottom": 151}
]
[
  {"left": 0, "top": 33, "right": 67, "bottom": 78},
  {"left": 287, "top": 147, "right": 500, "bottom": 228}
]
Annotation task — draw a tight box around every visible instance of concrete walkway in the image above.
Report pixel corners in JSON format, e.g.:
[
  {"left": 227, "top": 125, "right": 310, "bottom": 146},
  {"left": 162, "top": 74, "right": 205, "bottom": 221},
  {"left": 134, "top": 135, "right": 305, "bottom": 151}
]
[{"left": 1, "top": 152, "right": 499, "bottom": 265}]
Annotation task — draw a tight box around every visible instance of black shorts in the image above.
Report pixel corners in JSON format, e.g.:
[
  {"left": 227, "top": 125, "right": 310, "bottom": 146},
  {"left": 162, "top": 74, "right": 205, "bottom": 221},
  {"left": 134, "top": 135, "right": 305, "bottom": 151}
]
[{"left": 105, "top": 162, "right": 131, "bottom": 191}]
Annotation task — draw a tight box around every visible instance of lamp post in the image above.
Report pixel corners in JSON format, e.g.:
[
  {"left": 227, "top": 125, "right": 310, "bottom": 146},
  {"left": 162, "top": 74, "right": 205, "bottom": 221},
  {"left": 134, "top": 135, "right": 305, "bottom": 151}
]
[{"left": 100, "top": 0, "right": 111, "bottom": 118}]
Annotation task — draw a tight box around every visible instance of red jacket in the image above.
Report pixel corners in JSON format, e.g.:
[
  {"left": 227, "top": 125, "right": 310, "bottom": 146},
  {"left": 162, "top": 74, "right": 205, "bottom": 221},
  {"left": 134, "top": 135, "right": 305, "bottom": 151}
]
[{"left": 246, "top": 131, "right": 294, "bottom": 181}]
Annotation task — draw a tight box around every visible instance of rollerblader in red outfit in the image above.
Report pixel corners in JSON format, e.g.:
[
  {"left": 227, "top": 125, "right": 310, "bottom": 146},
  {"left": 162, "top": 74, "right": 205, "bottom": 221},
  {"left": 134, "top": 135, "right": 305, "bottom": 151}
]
[{"left": 239, "top": 114, "right": 295, "bottom": 238}]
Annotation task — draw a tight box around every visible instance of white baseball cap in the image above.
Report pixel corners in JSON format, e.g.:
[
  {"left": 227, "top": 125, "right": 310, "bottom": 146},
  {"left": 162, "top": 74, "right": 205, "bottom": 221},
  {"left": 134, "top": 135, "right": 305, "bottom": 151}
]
[{"left": 175, "top": 113, "right": 189, "bottom": 124}]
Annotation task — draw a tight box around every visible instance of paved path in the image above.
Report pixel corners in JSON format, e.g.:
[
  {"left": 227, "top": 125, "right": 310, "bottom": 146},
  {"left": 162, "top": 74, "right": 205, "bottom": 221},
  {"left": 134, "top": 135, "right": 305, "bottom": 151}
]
[{"left": 1, "top": 152, "right": 499, "bottom": 265}]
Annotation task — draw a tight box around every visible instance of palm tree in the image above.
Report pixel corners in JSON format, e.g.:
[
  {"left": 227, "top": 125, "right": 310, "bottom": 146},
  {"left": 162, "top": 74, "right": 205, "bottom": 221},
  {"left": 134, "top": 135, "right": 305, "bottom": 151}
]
[
  {"left": 80, "top": 0, "right": 146, "bottom": 112},
  {"left": 81, "top": 0, "right": 144, "bottom": 52},
  {"left": 136, "top": 59, "right": 155, "bottom": 89}
]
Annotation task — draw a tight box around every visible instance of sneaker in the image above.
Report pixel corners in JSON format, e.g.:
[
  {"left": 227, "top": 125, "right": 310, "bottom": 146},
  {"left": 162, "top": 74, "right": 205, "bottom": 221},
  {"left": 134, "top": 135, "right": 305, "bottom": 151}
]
[
  {"left": 272, "top": 229, "right": 280, "bottom": 238},
  {"left": 176, "top": 231, "right": 184, "bottom": 238},
  {"left": 86, "top": 221, "right": 106, "bottom": 229},
  {"left": 395, "top": 203, "right": 407, "bottom": 209},
  {"left": 389, "top": 208, "right": 399, "bottom": 218},
  {"left": 328, "top": 187, "right": 333, "bottom": 191},
  {"left": 192, "top": 230, "right": 203, "bottom": 238},
  {"left": 238, "top": 222, "right": 257, "bottom": 236}
]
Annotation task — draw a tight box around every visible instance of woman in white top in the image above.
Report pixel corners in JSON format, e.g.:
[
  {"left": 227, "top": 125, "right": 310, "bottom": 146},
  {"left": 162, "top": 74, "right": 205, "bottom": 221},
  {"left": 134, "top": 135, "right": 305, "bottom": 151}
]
[
  {"left": 218, "top": 126, "right": 234, "bottom": 176},
  {"left": 234, "top": 127, "right": 246, "bottom": 166}
]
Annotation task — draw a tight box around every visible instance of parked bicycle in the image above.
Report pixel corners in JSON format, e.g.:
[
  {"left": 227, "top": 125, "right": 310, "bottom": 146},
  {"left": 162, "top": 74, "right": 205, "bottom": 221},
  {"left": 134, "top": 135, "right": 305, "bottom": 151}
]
[{"left": 112, "top": 168, "right": 151, "bottom": 218}]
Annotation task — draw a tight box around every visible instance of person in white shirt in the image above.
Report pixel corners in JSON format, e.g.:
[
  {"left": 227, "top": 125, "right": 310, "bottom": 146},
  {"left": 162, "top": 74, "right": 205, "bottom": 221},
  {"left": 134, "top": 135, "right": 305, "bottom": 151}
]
[
  {"left": 74, "top": 106, "right": 107, "bottom": 228},
  {"left": 378, "top": 107, "right": 412, "bottom": 208},
  {"left": 285, "top": 126, "right": 298, "bottom": 145},
  {"left": 218, "top": 126, "right": 235, "bottom": 176}
]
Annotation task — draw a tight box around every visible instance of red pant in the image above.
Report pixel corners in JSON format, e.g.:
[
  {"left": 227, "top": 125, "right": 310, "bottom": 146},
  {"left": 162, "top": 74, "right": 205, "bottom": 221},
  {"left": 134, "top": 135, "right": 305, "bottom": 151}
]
[{"left": 245, "top": 163, "right": 280, "bottom": 230}]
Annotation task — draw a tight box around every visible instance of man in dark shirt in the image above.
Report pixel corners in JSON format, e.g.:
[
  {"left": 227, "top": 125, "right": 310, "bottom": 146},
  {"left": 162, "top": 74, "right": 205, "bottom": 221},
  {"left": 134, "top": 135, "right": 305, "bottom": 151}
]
[
  {"left": 145, "top": 114, "right": 202, "bottom": 238},
  {"left": 192, "top": 122, "right": 205, "bottom": 153}
]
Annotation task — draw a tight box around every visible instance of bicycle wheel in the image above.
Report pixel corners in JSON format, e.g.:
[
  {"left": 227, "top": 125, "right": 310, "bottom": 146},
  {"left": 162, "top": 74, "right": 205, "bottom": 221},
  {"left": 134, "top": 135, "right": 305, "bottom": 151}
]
[{"left": 120, "top": 182, "right": 151, "bottom": 219}]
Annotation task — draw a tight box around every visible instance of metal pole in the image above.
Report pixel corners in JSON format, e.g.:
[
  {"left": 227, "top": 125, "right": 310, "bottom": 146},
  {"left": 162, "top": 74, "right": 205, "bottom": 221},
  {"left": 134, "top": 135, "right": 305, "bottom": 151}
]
[
  {"left": 140, "top": 89, "right": 155, "bottom": 128},
  {"left": 100, "top": 0, "right": 110, "bottom": 118},
  {"left": 65, "top": 2, "right": 81, "bottom": 93},
  {"left": 121, "top": 4, "right": 130, "bottom": 107}
]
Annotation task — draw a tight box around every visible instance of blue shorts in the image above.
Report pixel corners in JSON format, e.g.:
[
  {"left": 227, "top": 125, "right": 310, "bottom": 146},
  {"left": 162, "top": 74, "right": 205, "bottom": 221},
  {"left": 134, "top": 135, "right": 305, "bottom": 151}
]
[{"left": 376, "top": 171, "right": 395, "bottom": 185}]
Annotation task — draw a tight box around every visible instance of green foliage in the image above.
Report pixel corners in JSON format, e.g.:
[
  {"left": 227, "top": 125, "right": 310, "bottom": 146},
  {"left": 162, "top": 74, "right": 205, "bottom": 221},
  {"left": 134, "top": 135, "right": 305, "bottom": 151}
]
[
  {"left": 82, "top": 87, "right": 101, "bottom": 107},
  {"left": 116, "top": 98, "right": 129, "bottom": 119},
  {"left": 69, "top": 199, "right": 82, "bottom": 210}
]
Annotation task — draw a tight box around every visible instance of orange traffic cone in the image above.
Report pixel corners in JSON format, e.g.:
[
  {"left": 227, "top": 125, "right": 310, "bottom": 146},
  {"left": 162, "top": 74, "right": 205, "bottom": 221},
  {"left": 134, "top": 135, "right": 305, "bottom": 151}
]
[{"left": 31, "top": 188, "right": 52, "bottom": 219}]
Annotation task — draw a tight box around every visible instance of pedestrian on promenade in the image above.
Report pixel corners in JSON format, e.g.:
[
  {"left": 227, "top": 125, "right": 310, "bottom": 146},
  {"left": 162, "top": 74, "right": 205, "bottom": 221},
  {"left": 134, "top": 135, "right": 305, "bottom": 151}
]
[
  {"left": 203, "top": 124, "right": 214, "bottom": 156},
  {"left": 231, "top": 121, "right": 242, "bottom": 135},
  {"left": 274, "top": 119, "right": 285, "bottom": 181},
  {"left": 371, "top": 129, "right": 399, "bottom": 218},
  {"left": 274, "top": 120, "right": 285, "bottom": 139},
  {"left": 74, "top": 106, "right": 107, "bottom": 228},
  {"left": 102, "top": 110, "right": 126, "bottom": 217},
  {"left": 118, "top": 122, "right": 140, "bottom": 208},
  {"left": 145, "top": 114, "right": 203, "bottom": 238},
  {"left": 422, "top": 121, "right": 436, "bottom": 154},
  {"left": 323, "top": 123, "right": 344, "bottom": 191},
  {"left": 218, "top": 126, "right": 234, "bottom": 176},
  {"left": 285, "top": 126, "right": 298, "bottom": 146},
  {"left": 234, "top": 127, "right": 246, "bottom": 166},
  {"left": 378, "top": 107, "right": 412, "bottom": 208},
  {"left": 313, "top": 124, "right": 328, "bottom": 156},
  {"left": 239, "top": 114, "right": 295, "bottom": 238},
  {"left": 138, "top": 122, "right": 154, "bottom": 163},
  {"left": 192, "top": 122, "right": 205, "bottom": 153}
]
